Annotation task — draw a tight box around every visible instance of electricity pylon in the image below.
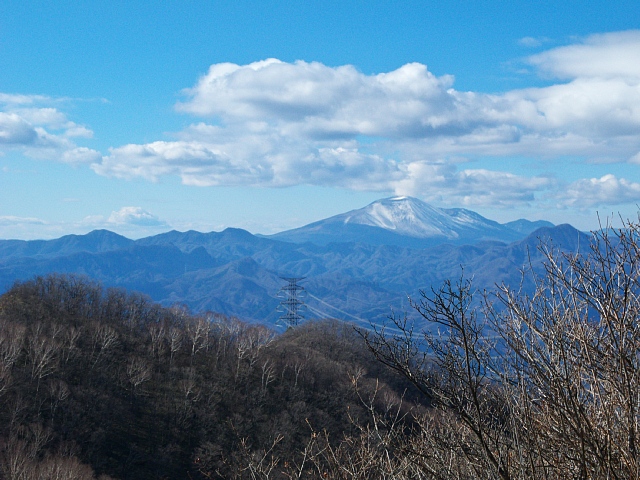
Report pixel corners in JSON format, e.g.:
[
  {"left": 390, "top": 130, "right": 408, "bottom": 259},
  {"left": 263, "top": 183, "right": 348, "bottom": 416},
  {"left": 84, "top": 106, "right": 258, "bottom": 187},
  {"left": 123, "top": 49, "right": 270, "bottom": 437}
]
[{"left": 277, "top": 277, "right": 306, "bottom": 328}]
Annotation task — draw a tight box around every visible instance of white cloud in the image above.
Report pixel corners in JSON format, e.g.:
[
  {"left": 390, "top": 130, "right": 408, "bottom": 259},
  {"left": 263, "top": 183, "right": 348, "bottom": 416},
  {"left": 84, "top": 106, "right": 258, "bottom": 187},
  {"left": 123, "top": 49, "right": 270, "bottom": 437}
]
[
  {"left": 628, "top": 151, "right": 640, "bottom": 164},
  {"left": 518, "top": 36, "right": 550, "bottom": 48},
  {"left": 556, "top": 174, "right": 640, "bottom": 208},
  {"left": 0, "top": 215, "right": 51, "bottom": 240},
  {"left": 0, "top": 112, "right": 38, "bottom": 145},
  {"left": 62, "top": 147, "right": 102, "bottom": 165},
  {"left": 107, "top": 207, "right": 168, "bottom": 227},
  {"left": 63, "top": 124, "right": 94, "bottom": 138},
  {"left": 95, "top": 139, "right": 401, "bottom": 190},
  {"left": 392, "top": 162, "right": 555, "bottom": 207},
  {"left": 12, "top": 107, "right": 68, "bottom": 128},
  {"left": 0, "top": 209, "right": 170, "bottom": 241},
  {"left": 170, "top": 44, "right": 640, "bottom": 148},
  {"left": 0, "top": 96, "right": 97, "bottom": 162},
  {"left": 528, "top": 30, "right": 640, "bottom": 80},
  {"left": 176, "top": 59, "right": 459, "bottom": 139},
  {"left": 85, "top": 30, "right": 640, "bottom": 211},
  {"left": 0, "top": 93, "right": 51, "bottom": 105},
  {"left": 0, "top": 215, "right": 46, "bottom": 226}
]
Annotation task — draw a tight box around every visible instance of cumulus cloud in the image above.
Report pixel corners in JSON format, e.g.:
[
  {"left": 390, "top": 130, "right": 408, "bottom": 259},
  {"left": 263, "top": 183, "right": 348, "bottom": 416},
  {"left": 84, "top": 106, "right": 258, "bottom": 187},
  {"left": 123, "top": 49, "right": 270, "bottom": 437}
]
[
  {"left": 392, "top": 162, "right": 555, "bottom": 207},
  {"left": 171, "top": 39, "right": 640, "bottom": 146},
  {"left": 107, "top": 207, "right": 168, "bottom": 227},
  {"left": 87, "top": 30, "right": 640, "bottom": 209},
  {"left": 556, "top": 175, "right": 640, "bottom": 208},
  {"left": 528, "top": 30, "right": 640, "bottom": 80},
  {"left": 0, "top": 112, "right": 38, "bottom": 145},
  {"left": 95, "top": 139, "right": 401, "bottom": 190},
  {"left": 176, "top": 59, "right": 463, "bottom": 139},
  {"left": 12, "top": 107, "right": 68, "bottom": 128},
  {"left": 95, "top": 141, "right": 233, "bottom": 184},
  {"left": 175, "top": 59, "right": 459, "bottom": 139},
  {"left": 62, "top": 147, "right": 102, "bottom": 165},
  {"left": 0, "top": 95, "right": 98, "bottom": 163}
]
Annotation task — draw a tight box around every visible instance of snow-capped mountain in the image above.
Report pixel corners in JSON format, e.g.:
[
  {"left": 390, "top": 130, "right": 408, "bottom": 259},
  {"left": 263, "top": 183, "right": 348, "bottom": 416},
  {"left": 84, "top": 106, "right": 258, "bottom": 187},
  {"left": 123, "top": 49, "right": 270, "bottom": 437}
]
[
  {"left": 340, "top": 196, "right": 507, "bottom": 238},
  {"left": 268, "top": 196, "right": 547, "bottom": 247}
]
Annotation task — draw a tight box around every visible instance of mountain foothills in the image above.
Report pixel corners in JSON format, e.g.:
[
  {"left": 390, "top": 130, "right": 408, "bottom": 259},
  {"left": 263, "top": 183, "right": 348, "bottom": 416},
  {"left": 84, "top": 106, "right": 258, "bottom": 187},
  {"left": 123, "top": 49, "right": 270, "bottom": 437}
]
[{"left": 0, "top": 197, "right": 578, "bottom": 328}]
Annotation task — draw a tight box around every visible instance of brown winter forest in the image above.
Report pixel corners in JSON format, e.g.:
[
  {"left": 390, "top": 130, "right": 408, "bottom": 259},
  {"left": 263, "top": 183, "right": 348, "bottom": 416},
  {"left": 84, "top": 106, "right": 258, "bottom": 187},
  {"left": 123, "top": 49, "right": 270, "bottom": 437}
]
[{"left": 1, "top": 221, "right": 640, "bottom": 479}]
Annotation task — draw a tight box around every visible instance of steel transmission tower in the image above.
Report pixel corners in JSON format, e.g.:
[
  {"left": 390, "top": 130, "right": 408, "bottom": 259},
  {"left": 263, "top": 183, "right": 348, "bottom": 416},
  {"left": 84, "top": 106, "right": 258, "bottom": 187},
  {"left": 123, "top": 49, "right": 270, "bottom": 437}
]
[{"left": 277, "top": 277, "right": 306, "bottom": 327}]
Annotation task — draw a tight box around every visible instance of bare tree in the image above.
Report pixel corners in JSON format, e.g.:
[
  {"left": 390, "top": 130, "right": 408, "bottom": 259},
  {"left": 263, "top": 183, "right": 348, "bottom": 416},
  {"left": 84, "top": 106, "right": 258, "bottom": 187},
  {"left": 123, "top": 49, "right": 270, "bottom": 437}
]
[
  {"left": 233, "top": 323, "right": 274, "bottom": 382},
  {"left": 0, "top": 321, "right": 25, "bottom": 369},
  {"left": 186, "top": 316, "right": 212, "bottom": 358},
  {"left": 361, "top": 274, "right": 511, "bottom": 479},
  {"left": 279, "top": 379, "right": 424, "bottom": 480},
  {"left": 0, "top": 320, "right": 25, "bottom": 396},
  {"left": 27, "top": 333, "right": 61, "bottom": 391},
  {"left": 167, "top": 327, "right": 183, "bottom": 365},
  {"left": 147, "top": 322, "right": 166, "bottom": 359},
  {"left": 48, "top": 378, "right": 70, "bottom": 416},
  {"left": 259, "top": 359, "right": 276, "bottom": 397},
  {"left": 89, "top": 323, "right": 119, "bottom": 369},
  {"left": 61, "top": 326, "right": 82, "bottom": 364},
  {"left": 1, "top": 436, "right": 32, "bottom": 480},
  {"left": 487, "top": 220, "right": 640, "bottom": 479},
  {"left": 35, "top": 454, "right": 97, "bottom": 480},
  {"left": 126, "top": 356, "right": 152, "bottom": 393},
  {"left": 353, "top": 217, "right": 640, "bottom": 479}
]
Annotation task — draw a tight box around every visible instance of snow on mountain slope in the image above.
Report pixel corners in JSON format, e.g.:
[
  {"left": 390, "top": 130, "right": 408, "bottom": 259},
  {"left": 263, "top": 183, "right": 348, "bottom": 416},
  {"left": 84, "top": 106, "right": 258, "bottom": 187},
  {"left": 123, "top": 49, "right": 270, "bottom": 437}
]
[
  {"left": 270, "top": 196, "right": 520, "bottom": 246},
  {"left": 342, "top": 197, "right": 457, "bottom": 237},
  {"left": 342, "top": 196, "right": 512, "bottom": 238}
]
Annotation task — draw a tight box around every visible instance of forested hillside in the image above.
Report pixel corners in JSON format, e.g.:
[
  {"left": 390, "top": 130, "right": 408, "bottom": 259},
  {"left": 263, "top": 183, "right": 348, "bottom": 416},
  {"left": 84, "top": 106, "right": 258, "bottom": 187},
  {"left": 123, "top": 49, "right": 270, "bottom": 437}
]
[{"left": 0, "top": 274, "right": 416, "bottom": 479}]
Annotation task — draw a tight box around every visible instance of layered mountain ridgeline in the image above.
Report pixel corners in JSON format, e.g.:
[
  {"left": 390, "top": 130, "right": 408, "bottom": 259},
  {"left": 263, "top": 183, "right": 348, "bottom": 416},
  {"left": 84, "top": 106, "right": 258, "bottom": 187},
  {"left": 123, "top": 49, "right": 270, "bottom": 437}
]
[
  {"left": 0, "top": 197, "right": 584, "bottom": 329},
  {"left": 0, "top": 275, "right": 417, "bottom": 479}
]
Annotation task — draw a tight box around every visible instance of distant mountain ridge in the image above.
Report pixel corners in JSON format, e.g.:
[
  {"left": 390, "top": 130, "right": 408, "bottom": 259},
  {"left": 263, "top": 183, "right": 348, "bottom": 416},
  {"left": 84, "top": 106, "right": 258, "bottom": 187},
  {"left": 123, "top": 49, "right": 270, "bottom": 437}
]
[
  {"left": 0, "top": 198, "right": 578, "bottom": 329},
  {"left": 268, "top": 196, "right": 553, "bottom": 247},
  {"left": 502, "top": 218, "right": 555, "bottom": 235},
  {"left": 0, "top": 229, "right": 134, "bottom": 259}
]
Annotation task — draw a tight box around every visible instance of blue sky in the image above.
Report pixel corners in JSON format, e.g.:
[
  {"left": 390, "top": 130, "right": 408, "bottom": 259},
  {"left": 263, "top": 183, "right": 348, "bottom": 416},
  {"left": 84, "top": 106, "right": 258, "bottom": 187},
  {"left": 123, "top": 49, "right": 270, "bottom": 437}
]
[{"left": 1, "top": 1, "right": 640, "bottom": 239}]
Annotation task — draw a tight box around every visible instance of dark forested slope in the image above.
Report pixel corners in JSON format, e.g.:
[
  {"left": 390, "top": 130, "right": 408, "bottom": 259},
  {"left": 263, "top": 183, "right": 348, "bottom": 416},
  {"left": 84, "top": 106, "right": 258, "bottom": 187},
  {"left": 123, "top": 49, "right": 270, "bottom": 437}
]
[{"left": 0, "top": 274, "right": 413, "bottom": 479}]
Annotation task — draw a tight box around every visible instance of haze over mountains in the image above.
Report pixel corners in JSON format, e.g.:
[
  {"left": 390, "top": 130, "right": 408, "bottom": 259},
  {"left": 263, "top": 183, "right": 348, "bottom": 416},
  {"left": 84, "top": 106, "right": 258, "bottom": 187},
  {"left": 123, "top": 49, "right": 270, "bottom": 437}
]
[{"left": 0, "top": 197, "right": 583, "bottom": 329}]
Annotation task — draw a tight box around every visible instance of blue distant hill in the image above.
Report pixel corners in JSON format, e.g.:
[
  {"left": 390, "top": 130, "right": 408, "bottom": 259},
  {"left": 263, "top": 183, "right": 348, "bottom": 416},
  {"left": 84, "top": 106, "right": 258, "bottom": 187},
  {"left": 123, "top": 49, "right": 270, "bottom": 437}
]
[{"left": 0, "top": 198, "right": 587, "bottom": 330}]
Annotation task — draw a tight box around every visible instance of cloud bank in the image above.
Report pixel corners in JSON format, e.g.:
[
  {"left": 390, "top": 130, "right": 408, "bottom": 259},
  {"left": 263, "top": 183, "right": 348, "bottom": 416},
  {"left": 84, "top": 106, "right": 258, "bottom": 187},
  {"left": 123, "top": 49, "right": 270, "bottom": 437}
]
[
  {"left": 5, "top": 31, "right": 637, "bottom": 211},
  {"left": 92, "top": 31, "right": 640, "bottom": 209},
  {"left": 0, "top": 208, "right": 170, "bottom": 241}
]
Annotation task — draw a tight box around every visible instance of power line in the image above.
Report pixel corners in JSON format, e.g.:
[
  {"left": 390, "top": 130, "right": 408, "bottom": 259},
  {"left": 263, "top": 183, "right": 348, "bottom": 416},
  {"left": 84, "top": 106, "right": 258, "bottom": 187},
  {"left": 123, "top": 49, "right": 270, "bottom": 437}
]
[
  {"left": 274, "top": 281, "right": 406, "bottom": 335},
  {"left": 307, "top": 293, "right": 369, "bottom": 324},
  {"left": 306, "top": 293, "right": 407, "bottom": 334}
]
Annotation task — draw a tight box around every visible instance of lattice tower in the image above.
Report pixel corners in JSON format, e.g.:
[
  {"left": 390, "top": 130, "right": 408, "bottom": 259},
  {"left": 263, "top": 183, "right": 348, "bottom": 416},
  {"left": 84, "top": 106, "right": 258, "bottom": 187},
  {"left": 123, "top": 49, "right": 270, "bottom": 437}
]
[{"left": 277, "top": 277, "right": 306, "bottom": 327}]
